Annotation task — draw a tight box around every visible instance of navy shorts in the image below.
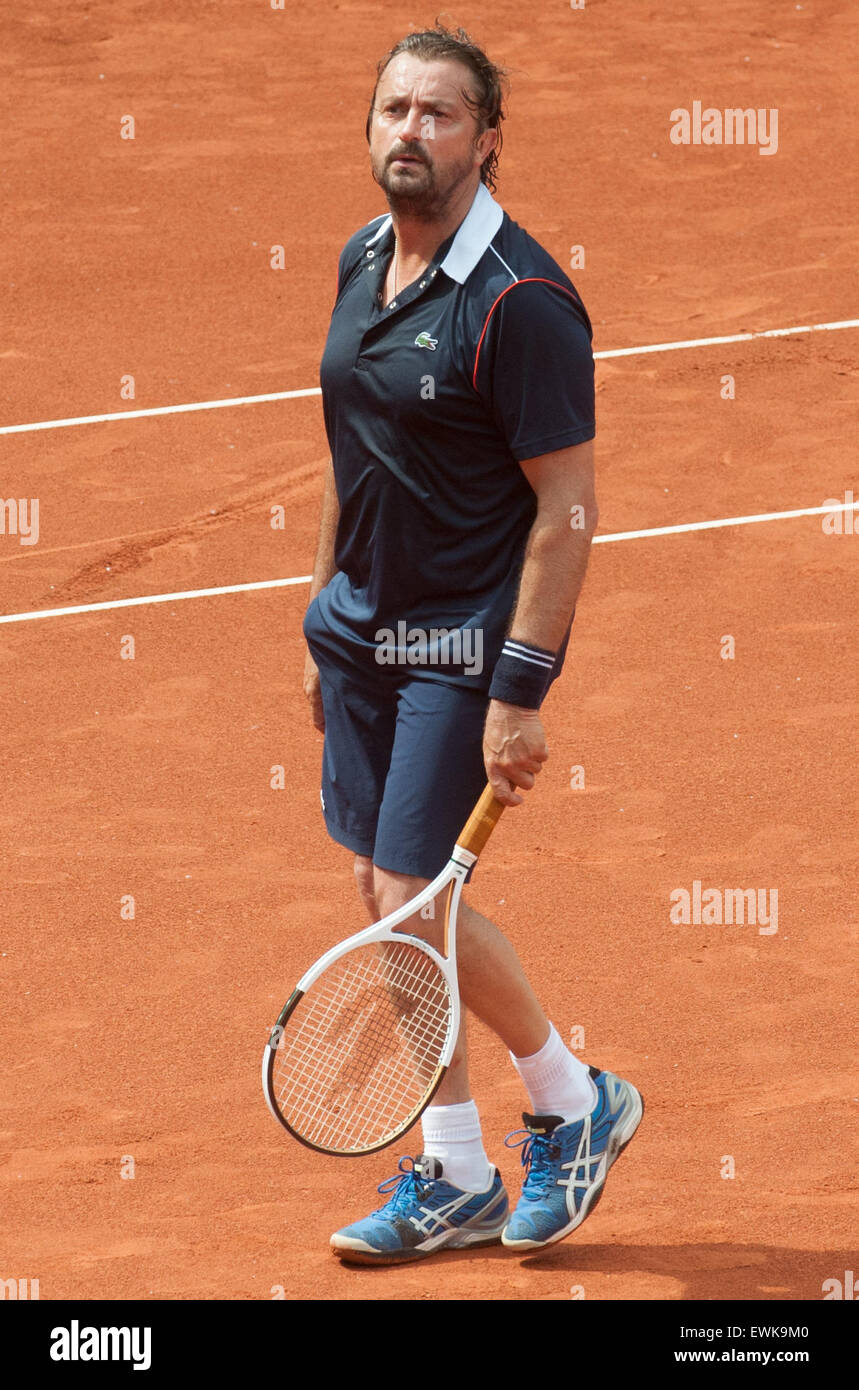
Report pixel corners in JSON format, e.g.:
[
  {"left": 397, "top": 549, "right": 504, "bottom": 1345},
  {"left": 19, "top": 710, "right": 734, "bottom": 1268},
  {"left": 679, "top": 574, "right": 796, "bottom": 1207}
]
[{"left": 306, "top": 635, "right": 490, "bottom": 881}]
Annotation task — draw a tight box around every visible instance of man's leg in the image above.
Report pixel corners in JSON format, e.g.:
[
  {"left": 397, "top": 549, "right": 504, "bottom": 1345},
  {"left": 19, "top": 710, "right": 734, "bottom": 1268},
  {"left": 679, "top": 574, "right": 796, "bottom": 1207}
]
[
  {"left": 328, "top": 855, "right": 511, "bottom": 1263},
  {"left": 370, "top": 865, "right": 600, "bottom": 1200},
  {"left": 372, "top": 868, "right": 551, "bottom": 1087},
  {"left": 369, "top": 866, "right": 484, "bottom": 1189},
  {"left": 371, "top": 864, "right": 644, "bottom": 1256},
  {"left": 373, "top": 868, "right": 596, "bottom": 1115},
  {"left": 352, "top": 853, "right": 378, "bottom": 923}
]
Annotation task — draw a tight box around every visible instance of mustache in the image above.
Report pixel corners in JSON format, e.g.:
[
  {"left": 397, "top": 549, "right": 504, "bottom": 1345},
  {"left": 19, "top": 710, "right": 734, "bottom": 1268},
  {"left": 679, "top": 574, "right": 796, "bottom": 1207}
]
[{"left": 388, "top": 148, "right": 430, "bottom": 166}]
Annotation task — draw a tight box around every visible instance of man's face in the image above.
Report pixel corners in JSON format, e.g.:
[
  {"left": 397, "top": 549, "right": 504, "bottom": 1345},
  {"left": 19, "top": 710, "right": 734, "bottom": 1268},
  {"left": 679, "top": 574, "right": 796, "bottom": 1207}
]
[{"left": 369, "top": 55, "right": 497, "bottom": 218}]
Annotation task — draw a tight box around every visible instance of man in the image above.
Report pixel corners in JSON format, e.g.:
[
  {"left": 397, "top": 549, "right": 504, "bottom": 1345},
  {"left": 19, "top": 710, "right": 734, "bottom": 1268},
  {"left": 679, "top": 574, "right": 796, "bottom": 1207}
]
[{"left": 302, "top": 24, "right": 643, "bottom": 1263}]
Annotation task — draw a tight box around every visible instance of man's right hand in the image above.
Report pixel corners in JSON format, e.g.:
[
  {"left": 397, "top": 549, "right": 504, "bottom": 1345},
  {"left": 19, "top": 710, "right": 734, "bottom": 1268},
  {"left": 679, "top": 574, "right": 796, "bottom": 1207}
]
[{"left": 304, "top": 649, "right": 325, "bottom": 732}]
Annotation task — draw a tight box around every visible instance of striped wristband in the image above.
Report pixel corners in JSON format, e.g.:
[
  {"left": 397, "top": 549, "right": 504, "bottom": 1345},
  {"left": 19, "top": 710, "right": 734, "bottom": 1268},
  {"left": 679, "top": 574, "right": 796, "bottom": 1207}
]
[{"left": 487, "top": 638, "right": 557, "bottom": 710}]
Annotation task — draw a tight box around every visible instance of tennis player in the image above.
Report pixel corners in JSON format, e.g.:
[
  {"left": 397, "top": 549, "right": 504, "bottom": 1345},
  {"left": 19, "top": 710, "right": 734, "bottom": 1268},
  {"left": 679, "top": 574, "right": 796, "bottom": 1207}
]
[{"left": 302, "top": 23, "right": 643, "bottom": 1263}]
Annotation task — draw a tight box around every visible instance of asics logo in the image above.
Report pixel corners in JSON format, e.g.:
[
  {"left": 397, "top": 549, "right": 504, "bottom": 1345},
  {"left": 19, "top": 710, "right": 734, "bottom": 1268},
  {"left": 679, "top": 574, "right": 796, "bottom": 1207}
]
[
  {"left": 561, "top": 1125, "right": 605, "bottom": 1191},
  {"left": 410, "top": 1196, "right": 464, "bottom": 1234},
  {"left": 414, "top": 331, "right": 438, "bottom": 350}
]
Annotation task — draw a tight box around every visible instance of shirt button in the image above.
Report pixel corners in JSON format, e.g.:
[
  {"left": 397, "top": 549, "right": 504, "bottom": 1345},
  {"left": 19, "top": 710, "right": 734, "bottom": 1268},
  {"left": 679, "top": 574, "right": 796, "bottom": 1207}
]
[
  {"left": 366, "top": 249, "right": 375, "bottom": 258},
  {"left": 419, "top": 280, "right": 426, "bottom": 288}
]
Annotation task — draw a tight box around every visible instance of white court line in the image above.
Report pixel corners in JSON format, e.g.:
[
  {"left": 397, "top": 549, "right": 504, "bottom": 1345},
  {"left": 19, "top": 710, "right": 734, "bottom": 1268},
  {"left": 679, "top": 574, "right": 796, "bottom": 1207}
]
[
  {"left": 2, "top": 500, "right": 856, "bottom": 627},
  {"left": 591, "top": 500, "right": 859, "bottom": 543},
  {"left": 0, "top": 575, "right": 312, "bottom": 626},
  {"left": 596, "top": 317, "right": 859, "bottom": 359},
  {"left": 1, "top": 317, "right": 856, "bottom": 438},
  {"left": 0, "top": 387, "right": 322, "bottom": 437}
]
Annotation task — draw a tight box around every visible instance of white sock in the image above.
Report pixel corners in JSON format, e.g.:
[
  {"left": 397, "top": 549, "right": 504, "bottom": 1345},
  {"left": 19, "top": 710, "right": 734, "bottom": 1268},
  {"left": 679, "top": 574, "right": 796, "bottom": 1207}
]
[
  {"left": 420, "top": 1100, "right": 493, "bottom": 1192},
  {"left": 510, "top": 1023, "right": 598, "bottom": 1123}
]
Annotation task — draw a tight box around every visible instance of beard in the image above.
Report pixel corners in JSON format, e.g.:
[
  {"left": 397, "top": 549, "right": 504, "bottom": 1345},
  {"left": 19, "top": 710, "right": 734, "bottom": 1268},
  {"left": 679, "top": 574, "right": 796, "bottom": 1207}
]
[{"left": 371, "top": 143, "right": 478, "bottom": 220}]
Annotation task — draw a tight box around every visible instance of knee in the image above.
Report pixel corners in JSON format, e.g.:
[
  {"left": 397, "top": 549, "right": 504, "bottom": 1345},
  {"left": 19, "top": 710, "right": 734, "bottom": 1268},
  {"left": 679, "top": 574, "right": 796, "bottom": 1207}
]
[
  {"left": 373, "top": 866, "right": 431, "bottom": 922},
  {"left": 353, "top": 855, "right": 377, "bottom": 918}
]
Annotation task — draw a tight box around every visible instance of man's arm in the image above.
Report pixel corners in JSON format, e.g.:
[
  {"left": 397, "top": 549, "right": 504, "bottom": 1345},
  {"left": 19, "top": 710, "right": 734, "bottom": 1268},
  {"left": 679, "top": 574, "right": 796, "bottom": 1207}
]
[
  {"left": 304, "top": 458, "right": 339, "bottom": 732},
  {"left": 308, "top": 457, "right": 339, "bottom": 601},
  {"left": 483, "top": 438, "right": 598, "bottom": 805}
]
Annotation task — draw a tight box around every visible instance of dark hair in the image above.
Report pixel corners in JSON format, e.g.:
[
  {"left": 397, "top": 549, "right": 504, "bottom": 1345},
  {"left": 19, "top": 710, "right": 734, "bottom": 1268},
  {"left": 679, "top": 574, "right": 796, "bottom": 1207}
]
[{"left": 365, "top": 22, "right": 509, "bottom": 192}]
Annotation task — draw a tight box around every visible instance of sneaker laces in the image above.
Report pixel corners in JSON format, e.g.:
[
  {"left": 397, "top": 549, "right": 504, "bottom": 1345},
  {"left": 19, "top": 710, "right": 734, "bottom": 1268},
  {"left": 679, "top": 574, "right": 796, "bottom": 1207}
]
[
  {"left": 505, "top": 1129, "right": 561, "bottom": 1198},
  {"left": 372, "top": 1157, "right": 431, "bottom": 1216}
]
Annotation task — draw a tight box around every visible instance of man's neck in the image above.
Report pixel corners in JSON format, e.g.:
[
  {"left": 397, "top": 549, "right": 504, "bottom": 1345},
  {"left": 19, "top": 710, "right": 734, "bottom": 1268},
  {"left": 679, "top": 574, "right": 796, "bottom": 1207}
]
[{"left": 389, "top": 176, "right": 481, "bottom": 267}]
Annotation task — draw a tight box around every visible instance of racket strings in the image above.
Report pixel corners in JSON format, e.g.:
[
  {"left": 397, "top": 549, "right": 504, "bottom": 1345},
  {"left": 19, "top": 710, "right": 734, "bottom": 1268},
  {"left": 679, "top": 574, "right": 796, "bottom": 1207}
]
[{"left": 271, "top": 940, "right": 453, "bottom": 1153}]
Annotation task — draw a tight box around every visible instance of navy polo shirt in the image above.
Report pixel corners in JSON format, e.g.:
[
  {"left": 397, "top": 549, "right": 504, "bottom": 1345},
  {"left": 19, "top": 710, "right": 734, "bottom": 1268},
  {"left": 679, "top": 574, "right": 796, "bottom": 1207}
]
[{"left": 311, "top": 181, "right": 595, "bottom": 693}]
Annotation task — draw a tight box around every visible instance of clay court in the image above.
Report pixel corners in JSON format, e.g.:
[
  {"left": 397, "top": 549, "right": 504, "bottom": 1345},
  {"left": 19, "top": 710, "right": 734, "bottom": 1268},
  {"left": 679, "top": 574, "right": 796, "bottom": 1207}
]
[{"left": 1, "top": 0, "right": 856, "bottom": 1301}]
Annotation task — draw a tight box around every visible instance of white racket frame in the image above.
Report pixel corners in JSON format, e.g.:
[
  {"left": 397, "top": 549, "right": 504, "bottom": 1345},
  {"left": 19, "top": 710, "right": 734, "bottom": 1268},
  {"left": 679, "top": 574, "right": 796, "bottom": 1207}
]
[{"left": 261, "top": 840, "right": 477, "bottom": 1152}]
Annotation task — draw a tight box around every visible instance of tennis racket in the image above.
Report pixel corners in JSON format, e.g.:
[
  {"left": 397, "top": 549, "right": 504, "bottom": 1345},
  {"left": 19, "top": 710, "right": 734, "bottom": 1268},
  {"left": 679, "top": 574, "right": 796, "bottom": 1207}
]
[{"left": 262, "top": 783, "right": 505, "bottom": 1157}]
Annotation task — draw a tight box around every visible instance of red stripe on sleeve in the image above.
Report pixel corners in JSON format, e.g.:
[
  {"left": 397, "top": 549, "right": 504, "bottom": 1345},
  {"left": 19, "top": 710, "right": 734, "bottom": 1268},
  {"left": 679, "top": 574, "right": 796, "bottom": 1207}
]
[{"left": 471, "top": 277, "right": 584, "bottom": 391}]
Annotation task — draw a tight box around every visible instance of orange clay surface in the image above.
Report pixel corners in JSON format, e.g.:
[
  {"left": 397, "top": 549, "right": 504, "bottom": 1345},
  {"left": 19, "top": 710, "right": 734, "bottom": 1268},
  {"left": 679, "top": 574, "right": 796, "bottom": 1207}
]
[{"left": 0, "top": 0, "right": 856, "bottom": 1300}]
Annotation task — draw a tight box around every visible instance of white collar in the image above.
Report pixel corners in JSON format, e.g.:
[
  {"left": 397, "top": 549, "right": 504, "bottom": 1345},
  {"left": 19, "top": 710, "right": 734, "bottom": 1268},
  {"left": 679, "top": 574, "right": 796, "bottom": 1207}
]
[{"left": 362, "top": 182, "right": 504, "bottom": 283}]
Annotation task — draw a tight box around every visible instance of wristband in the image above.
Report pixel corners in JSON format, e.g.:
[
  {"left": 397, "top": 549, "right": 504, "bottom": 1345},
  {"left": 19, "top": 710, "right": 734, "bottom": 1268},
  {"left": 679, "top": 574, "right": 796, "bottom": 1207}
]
[{"left": 487, "top": 638, "right": 557, "bottom": 710}]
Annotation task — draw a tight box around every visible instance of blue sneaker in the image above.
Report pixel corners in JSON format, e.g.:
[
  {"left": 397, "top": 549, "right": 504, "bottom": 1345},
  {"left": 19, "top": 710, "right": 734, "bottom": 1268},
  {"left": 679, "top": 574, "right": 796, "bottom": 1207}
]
[
  {"left": 502, "top": 1066, "right": 644, "bottom": 1250},
  {"left": 330, "top": 1155, "right": 509, "bottom": 1265}
]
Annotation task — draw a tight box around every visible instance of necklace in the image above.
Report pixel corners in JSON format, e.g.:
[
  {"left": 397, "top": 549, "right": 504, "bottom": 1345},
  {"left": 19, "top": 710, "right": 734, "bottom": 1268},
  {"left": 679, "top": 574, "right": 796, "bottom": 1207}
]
[
  {"left": 389, "top": 245, "right": 399, "bottom": 303},
  {"left": 389, "top": 244, "right": 430, "bottom": 305}
]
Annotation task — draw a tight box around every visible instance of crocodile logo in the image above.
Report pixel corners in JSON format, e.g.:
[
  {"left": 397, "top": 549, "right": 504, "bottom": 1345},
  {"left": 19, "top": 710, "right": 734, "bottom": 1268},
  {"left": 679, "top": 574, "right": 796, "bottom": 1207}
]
[{"left": 414, "top": 331, "right": 438, "bottom": 350}]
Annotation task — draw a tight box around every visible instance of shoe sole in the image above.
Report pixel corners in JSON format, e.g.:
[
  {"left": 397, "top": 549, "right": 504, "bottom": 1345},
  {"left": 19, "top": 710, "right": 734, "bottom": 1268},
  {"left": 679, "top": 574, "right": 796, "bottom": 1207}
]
[
  {"left": 501, "top": 1082, "right": 645, "bottom": 1252},
  {"left": 331, "top": 1221, "right": 508, "bottom": 1266}
]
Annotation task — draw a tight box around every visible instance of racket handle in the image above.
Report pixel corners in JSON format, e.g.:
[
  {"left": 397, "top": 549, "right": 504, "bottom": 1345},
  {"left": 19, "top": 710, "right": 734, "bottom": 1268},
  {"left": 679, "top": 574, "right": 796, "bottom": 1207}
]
[{"left": 456, "top": 783, "right": 506, "bottom": 858}]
